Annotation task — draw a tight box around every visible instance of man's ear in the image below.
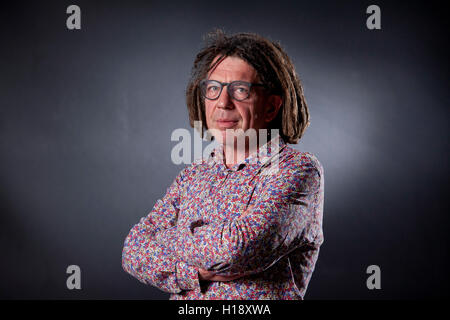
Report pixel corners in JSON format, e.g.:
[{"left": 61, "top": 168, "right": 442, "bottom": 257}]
[{"left": 264, "top": 95, "right": 282, "bottom": 123}]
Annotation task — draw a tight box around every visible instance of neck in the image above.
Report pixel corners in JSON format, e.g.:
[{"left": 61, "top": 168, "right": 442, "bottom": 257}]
[
  {"left": 223, "top": 144, "right": 251, "bottom": 168},
  {"left": 222, "top": 133, "right": 270, "bottom": 168}
]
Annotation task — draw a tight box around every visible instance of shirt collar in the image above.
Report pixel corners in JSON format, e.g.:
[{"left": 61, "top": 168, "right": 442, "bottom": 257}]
[{"left": 208, "top": 135, "right": 287, "bottom": 172}]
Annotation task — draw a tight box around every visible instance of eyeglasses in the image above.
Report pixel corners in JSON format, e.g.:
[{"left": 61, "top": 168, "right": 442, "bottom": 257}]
[{"left": 199, "top": 79, "right": 266, "bottom": 101}]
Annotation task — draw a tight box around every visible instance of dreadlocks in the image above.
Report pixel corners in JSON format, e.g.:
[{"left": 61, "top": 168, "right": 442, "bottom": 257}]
[{"left": 186, "top": 29, "right": 310, "bottom": 144}]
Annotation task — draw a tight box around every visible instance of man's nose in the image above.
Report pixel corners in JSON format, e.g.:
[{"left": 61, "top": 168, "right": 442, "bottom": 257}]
[{"left": 216, "top": 87, "right": 234, "bottom": 109}]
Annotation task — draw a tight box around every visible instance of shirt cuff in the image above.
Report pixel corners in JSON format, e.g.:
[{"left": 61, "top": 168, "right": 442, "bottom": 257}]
[
  {"left": 176, "top": 261, "right": 200, "bottom": 291},
  {"left": 155, "top": 225, "right": 181, "bottom": 247}
]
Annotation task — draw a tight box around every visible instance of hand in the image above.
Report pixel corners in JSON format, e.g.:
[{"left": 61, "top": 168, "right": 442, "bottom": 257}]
[
  {"left": 198, "top": 268, "right": 245, "bottom": 282},
  {"left": 241, "top": 205, "right": 254, "bottom": 217},
  {"left": 196, "top": 205, "right": 254, "bottom": 283}
]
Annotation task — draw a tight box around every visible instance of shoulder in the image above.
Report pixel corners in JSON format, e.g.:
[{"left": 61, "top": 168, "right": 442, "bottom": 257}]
[
  {"left": 279, "top": 145, "right": 324, "bottom": 178},
  {"left": 173, "top": 159, "right": 210, "bottom": 184},
  {"left": 263, "top": 145, "right": 323, "bottom": 194}
]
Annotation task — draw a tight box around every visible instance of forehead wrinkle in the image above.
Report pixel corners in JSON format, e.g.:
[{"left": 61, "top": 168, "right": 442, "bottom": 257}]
[{"left": 207, "top": 56, "right": 259, "bottom": 83}]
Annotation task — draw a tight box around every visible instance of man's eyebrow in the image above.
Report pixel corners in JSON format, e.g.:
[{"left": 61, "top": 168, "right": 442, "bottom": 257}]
[{"left": 206, "top": 77, "right": 256, "bottom": 82}]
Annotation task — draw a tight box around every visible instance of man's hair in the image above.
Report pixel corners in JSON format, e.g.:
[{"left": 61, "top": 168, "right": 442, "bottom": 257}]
[{"left": 186, "top": 29, "right": 310, "bottom": 144}]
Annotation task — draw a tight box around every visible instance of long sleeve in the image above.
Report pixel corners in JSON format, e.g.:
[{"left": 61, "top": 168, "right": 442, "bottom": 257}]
[
  {"left": 154, "top": 153, "right": 324, "bottom": 277},
  {"left": 121, "top": 166, "right": 200, "bottom": 293}
]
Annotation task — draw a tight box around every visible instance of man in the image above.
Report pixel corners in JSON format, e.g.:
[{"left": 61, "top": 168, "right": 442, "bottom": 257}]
[{"left": 122, "top": 30, "right": 324, "bottom": 299}]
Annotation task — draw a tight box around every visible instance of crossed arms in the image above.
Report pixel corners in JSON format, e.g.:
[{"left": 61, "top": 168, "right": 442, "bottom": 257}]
[{"left": 121, "top": 154, "right": 323, "bottom": 294}]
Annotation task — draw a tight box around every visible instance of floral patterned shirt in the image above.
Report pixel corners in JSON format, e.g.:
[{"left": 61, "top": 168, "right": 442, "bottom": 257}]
[{"left": 122, "top": 137, "right": 324, "bottom": 300}]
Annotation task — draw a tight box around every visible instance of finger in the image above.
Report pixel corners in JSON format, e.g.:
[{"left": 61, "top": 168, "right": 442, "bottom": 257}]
[
  {"left": 210, "top": 274, "right": 243, "bottom": 282},
  {"left": 243, "top": 205, "right": 254, "bottom": 215}
]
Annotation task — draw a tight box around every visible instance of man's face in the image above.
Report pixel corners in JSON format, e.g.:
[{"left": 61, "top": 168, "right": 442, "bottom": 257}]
[{"left": 204, "top": 56, "right": 280, "bottom": 146}]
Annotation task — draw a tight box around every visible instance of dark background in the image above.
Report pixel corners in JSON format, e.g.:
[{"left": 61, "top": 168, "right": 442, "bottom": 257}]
[{"left": 0, "top": 0, "right": 448, "bottom": 299}]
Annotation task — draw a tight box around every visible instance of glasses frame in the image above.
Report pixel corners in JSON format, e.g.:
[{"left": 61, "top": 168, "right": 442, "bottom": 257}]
[{"left": 199, "top": 79, "right": 266, "bottom": 102}]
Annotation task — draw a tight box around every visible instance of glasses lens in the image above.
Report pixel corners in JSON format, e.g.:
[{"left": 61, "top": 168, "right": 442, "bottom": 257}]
[
  {"left": 229, "top": 81, "right": 250, "bottom": 101},
  {"left": 201, "top": 80, "right": 222, "bottom": 100}
]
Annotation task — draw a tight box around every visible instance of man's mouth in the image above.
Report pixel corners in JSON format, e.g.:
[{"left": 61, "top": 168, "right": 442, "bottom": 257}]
[{"left": 216, "top": 119, "right": 239, "bottom": 129}]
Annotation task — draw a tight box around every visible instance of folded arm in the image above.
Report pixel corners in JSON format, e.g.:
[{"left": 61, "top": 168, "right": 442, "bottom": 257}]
[
  {"left": 121, "top": 166, "right": 201, "bottom": 293},
  {"left": 155, "top": 155, "right": 324, "bottom": 277}
]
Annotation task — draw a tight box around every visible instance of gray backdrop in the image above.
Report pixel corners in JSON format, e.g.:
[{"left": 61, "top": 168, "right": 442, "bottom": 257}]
[{"left": 1, "top": 0, "right": 448, "bottom": 299}]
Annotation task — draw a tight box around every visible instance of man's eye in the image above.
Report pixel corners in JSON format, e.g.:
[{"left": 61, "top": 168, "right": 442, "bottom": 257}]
[
  {"left": 207, "top": 86, "right": 219, "bottom": 92},
  {"left": 235, "top": 87, "right": 248, "bottom": 93}
]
